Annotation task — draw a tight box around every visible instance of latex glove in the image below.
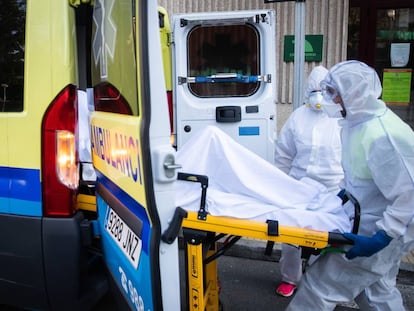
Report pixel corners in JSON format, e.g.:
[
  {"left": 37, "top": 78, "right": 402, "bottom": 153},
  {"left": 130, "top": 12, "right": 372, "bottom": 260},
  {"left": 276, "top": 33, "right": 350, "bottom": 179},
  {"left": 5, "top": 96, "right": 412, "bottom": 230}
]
[{"left": 343, "top": 230, "right": 392, "bottom": 259}]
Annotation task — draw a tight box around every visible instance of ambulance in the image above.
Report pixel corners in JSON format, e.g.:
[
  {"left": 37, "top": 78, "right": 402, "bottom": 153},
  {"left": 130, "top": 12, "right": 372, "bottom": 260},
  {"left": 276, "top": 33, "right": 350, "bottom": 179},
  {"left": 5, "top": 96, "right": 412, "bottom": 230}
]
[{"left": 0, "top": 1, "right": 285, "bottom": 310}]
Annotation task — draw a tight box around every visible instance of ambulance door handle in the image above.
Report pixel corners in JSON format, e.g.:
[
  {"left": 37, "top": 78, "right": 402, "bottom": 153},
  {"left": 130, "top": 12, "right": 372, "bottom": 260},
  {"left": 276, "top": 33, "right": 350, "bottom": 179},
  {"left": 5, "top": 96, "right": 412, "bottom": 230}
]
[
  {"left": 216, "top": 106, "right": 241, "bottom": 123},
  {"left": 163, "top": 154, "right": 182, "bottom": 179},
  {"left": 164, "top": 163, "right": 182, "bottom": 170},
  {"left": 154, "top": 148, "right": 181, "bottom": 182}
]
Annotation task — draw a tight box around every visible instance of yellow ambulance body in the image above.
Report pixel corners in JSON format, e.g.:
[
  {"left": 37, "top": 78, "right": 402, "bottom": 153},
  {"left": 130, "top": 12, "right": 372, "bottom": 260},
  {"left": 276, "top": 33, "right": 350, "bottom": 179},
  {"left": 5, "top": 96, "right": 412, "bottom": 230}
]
[{"left": 0, "top": 1, "right": 177, "bottom": 310}]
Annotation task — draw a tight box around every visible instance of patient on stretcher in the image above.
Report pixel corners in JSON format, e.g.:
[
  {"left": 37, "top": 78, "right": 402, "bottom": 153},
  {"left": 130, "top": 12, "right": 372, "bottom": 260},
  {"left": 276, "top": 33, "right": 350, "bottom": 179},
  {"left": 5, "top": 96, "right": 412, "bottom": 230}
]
[{"left": 175, "top": 126, "right": 352, "bottom": 233}]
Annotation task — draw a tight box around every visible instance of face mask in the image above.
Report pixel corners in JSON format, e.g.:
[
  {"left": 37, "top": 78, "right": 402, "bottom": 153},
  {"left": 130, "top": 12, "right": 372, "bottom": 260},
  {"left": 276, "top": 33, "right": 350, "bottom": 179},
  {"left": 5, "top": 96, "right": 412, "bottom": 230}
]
[
  {"left": 306, "top": 91, "right": 324, "bottom": 112},
  {"left": 322, "top": 99, "right": 344, "bottom": 118}
]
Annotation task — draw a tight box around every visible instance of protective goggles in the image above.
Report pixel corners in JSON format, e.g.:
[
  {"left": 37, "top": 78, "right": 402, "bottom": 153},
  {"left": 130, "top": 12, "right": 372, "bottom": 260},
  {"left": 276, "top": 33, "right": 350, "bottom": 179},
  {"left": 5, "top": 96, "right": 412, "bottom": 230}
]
[{"left": 320, "top": 81, "right": 339, "bottom": 101}]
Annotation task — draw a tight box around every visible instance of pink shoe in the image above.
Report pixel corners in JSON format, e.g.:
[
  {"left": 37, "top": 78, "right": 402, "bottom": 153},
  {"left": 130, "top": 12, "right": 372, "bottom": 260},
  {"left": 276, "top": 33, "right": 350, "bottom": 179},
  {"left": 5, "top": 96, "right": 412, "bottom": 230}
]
[{"left": 276, "top": 282, "right": 296, "bottom": 297}]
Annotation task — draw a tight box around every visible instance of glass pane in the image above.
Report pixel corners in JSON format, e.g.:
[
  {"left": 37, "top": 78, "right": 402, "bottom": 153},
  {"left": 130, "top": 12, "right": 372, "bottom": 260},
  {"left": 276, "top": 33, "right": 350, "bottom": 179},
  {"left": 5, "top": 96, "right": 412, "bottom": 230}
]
[
  {"left": 187, "top": 24, "right": 260, "bottom": 98},
  {"left": 348, "top": 7, "right": 360, "bottom": 60},
  {"left": 0, "top": 1, "right": 26, "bottom": 112},
  {"left": 375, "top": 8, "right": 414, "bottom": 87}
]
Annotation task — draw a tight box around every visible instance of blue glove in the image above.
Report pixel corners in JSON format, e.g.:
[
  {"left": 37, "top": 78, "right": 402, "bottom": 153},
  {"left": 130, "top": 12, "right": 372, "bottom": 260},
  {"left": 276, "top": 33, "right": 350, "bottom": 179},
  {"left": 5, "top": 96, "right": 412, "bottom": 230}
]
[{"left": 343, "top": 230, "right": 392, "bottom": 259}]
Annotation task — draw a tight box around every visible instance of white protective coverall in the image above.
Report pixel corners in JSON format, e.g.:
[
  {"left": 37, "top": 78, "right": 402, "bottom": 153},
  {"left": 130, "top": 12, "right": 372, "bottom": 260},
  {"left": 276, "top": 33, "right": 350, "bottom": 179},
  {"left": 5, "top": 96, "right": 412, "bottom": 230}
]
[
  {"left": 274, "top": 66, "right": 344, "bottom": 286},
  {"left": 175, "top": 125, "right": 351, "bottom": 233},
  {"left": 287, "top": 60, "right": 414, "bottom": 311},
  {"left": 274, "top": 66, "right": 343, "bottom": 193}
]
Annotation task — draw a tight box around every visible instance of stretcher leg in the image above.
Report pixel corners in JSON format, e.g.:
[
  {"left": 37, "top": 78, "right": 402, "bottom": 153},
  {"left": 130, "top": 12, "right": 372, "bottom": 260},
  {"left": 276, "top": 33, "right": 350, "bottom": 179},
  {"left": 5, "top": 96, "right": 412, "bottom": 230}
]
[
  {"left": 184, "top": 229, "right": 220, "bottom": 311},
  {"left": 187, "top": 242, "right": 205, "bottom": 311},
  {"left": 204, "top": 243, "right": 219, "bottom": 311}
]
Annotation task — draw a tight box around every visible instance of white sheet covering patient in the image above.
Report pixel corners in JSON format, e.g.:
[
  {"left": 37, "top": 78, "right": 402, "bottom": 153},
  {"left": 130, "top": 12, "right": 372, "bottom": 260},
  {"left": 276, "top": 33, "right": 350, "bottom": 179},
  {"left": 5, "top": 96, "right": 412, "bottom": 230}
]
[{"left": 175, "top": 126, "right": 352, "bottom": 233}]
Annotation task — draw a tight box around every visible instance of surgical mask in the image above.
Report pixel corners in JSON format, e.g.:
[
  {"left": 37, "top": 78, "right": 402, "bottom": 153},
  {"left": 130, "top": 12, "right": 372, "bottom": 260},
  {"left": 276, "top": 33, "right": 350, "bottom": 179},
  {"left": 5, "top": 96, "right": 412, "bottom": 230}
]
[
  {"left": 306, "top": 91, "right": 324, "bottom": 111},
  {"left": 322, "top": 99, "right": 343, "bottom": 118}
]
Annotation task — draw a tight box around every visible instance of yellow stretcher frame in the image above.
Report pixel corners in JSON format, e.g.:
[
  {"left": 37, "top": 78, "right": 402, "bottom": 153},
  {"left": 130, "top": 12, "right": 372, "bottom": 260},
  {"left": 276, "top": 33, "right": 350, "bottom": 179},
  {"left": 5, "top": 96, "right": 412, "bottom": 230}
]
[
  {"left": 162, "top": 172, "right": 356, "bottom": 311},
  {"left": 183, "top": 211, "right": 332, "bottom": 249},
  {"left": 77, "top": 193, "right": 96, "bottom": 212}
]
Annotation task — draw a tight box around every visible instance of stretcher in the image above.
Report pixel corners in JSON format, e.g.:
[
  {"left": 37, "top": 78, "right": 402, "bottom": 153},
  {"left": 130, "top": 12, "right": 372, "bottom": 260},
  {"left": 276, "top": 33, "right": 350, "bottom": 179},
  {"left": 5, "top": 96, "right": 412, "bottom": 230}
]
[{"left": 163, "top": 172, "right": 359, "bottom": 311}]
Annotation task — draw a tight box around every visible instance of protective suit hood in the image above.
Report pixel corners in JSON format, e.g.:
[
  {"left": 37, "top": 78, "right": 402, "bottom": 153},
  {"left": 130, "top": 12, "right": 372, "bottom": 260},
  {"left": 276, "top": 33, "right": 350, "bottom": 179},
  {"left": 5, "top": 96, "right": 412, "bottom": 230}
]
[
  {"left": 322, "top": 60, "right": 386, "bottom": 124},
  {"left": 304, "top": 65, "right": 328, "bottom": 103}
]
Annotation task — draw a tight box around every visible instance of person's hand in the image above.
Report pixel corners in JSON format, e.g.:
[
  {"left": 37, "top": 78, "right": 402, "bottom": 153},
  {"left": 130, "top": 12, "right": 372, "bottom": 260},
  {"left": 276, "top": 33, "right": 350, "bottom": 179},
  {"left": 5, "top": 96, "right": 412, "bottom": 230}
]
[{"left": 343, "top": 230, "right": 392, "bottom": 259}]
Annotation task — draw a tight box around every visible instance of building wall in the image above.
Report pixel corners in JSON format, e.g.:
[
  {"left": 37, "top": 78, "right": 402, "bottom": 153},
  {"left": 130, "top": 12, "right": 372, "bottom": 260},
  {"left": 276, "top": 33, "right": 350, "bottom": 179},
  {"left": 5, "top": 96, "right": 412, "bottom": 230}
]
[{"left": 159, "top": 0, "right": 349, "bottom": 132}]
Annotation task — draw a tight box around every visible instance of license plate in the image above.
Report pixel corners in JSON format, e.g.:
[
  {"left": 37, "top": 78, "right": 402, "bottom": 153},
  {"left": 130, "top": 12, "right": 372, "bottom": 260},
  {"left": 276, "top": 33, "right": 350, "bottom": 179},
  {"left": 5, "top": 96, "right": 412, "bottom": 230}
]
[{"left": 104, "top": 207, "right": 142, "bottom": 269}]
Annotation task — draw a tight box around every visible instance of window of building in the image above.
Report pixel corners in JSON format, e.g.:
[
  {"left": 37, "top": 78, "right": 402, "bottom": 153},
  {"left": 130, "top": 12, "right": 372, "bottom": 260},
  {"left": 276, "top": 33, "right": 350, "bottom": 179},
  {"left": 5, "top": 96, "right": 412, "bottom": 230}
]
[
  {"left": 347, "top": 7, "right": 360, "bottom": 61},
  {"left": 348, "top": 0, "right": 414, "bottom": 125},
  {"left": 0, "top": 1, "right": 26, "bottom": 112},
  {"left": 375, "top": 8, "right": 414, "bottom": 79},
  {"left": 187, "top": 24, "right": 260, "bottom": 98}
]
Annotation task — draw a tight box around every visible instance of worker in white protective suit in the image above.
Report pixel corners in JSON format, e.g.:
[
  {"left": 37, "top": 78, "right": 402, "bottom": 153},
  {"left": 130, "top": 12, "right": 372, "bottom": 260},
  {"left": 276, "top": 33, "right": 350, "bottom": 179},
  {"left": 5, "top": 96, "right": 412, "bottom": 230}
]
[
  {"left": 274, "top": 66, "right": 344, "bottom": 297},
  {"left": 286, "top": 60, "right": 414, "bottom": 311}
]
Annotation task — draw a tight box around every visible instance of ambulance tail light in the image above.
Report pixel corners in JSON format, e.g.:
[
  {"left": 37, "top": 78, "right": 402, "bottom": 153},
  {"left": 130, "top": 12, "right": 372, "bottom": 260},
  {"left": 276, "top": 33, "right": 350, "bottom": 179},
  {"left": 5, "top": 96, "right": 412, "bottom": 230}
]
[
  {"left": 56, "top": 130, "right": 78, "bottom": 189},
  {"left": 94, "top": 82, "right": 132, "bottom": 115},
  {"left": 42, "top": 84, "right": 78, "bottom": 217}
]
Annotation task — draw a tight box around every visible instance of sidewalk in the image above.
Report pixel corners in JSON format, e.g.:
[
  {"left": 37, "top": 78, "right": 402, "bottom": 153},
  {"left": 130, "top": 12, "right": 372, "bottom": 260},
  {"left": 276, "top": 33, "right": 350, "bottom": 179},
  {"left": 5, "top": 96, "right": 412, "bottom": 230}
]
[
  {"left": 216, "top": 253, "right": 414, "bottom": 311},
  {"left": 217, "top": 237, "right": 414, "bottom": 310}
]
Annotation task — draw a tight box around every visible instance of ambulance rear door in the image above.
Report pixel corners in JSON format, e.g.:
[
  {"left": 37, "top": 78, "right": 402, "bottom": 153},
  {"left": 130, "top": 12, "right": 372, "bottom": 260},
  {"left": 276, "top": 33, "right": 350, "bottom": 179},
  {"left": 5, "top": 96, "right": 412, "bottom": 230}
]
[
  {"left": 172, "top": 10, "right": 276, "bottom": 162},
  {"left": 90, "top": 1, "right": 180, "bottom": 310}
]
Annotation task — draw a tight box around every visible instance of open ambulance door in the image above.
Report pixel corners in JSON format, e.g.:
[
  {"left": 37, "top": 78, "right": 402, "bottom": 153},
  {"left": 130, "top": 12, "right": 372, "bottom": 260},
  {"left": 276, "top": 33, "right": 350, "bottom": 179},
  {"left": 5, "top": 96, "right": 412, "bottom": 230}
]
[
  {"left": 90, "top": 1, "right": 180, "bottom": 310},
  {"left": 172, "top": 10, "right": 277, "bottom": 162}
]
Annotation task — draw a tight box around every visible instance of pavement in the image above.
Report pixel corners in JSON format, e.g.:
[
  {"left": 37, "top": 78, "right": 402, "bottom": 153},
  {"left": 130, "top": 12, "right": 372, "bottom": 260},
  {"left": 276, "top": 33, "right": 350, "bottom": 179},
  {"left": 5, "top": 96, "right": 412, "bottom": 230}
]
[
  {"left": 216, "top": 237, "right": 414, "bottom": 311},
  {"left": 90, "top": 237, "right": 414, "bottom": 310},
  {"left": 216, "top": 254, "right": 414, "bottom": 311}
]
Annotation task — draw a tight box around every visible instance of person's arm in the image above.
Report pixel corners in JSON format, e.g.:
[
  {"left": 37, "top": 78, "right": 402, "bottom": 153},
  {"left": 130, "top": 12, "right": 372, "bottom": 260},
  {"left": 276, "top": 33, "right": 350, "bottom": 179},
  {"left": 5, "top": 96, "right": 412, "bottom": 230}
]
[
  {"left": 343, "top": 127, "right": 414, "bottom": 259},
  {"left": 369, "top": 134, "right": 414, "bottom": 243}
]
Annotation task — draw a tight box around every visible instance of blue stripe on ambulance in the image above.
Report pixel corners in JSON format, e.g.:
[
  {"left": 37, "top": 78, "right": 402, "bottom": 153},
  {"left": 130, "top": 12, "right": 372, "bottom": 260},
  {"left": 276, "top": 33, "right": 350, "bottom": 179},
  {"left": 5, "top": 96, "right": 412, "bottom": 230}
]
[
  {"left": 95, "top": 171, "right": 154, "bottom": 311},
  {"left": 0, "top": 166, "right": 41, "bottom": 216}
]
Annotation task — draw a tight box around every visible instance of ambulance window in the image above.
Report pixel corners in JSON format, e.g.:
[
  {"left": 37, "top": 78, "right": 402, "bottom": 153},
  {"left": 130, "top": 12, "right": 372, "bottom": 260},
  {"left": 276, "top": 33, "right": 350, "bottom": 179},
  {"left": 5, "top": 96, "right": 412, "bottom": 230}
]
[
  {"left": 0, "top": 1, "right": 26, "bottom": 112},
  {"left": 187, "top": 24, "right": 260, "bottom": 98}
]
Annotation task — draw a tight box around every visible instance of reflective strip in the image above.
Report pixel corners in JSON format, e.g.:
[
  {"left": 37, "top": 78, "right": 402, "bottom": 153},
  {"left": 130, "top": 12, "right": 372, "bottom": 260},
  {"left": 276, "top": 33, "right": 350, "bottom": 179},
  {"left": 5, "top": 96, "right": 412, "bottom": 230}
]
[{"left": 0, "top": 167, "right": 42, "bottom": 216}]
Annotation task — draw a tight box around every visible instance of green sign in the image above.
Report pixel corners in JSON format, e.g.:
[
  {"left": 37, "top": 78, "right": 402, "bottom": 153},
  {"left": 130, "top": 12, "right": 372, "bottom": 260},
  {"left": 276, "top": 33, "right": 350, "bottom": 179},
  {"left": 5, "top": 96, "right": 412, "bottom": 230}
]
[
  {"left": 382, "top": 68, "right": 412, "bottom": 105},
  {"left": 283, "top": 35, "right": 323, "bottom": 62}
]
